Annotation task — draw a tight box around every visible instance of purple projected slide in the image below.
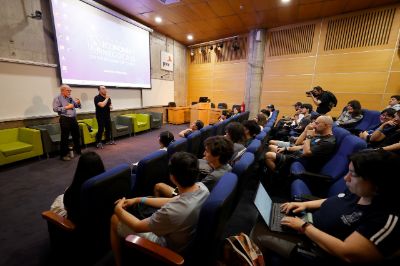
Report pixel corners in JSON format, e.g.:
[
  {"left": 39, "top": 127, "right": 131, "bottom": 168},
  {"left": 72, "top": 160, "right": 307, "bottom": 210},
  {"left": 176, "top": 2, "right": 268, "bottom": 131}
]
[{"left": 50, "top": 0, "right": 151, "bottom": 88}]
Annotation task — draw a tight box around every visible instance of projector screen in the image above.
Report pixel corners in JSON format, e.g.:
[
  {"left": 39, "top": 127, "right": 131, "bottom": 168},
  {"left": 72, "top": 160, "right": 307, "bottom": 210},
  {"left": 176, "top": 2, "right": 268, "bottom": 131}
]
[{"left": 50, "top": 0, "right": 151, "bottom": 88}]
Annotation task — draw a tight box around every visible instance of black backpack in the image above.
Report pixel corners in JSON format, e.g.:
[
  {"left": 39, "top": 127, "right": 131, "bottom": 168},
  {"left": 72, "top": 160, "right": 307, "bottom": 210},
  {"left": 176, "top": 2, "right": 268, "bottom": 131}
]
[{"left": 325, "top": 91, "right": 337, "bottom": 109}]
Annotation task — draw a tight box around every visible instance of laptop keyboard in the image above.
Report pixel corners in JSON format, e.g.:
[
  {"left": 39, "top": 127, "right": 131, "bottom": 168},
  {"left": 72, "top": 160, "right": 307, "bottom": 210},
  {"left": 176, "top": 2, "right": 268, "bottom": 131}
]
[{"left": 270, "top": 203, "right": 286, "bottom": 232}]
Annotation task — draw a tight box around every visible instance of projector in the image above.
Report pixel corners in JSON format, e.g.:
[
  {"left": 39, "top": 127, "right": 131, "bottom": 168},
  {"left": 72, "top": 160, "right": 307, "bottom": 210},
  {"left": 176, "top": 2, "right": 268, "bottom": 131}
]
[{"left": 158, "top": 0, "right": 180, "bottom": 5}]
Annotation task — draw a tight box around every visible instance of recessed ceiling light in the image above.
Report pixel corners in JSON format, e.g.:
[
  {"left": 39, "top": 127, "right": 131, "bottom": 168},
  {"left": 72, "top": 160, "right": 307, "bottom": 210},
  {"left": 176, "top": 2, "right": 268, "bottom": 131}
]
[
  {"left": 187, "top": 34, "right": 193, "bottom": 41},
  {"left": 281, "top": 0, "right": 291, "bottom": 3},
  {"left": 155, "top": 16, "right": 162, "bottom": 23}
]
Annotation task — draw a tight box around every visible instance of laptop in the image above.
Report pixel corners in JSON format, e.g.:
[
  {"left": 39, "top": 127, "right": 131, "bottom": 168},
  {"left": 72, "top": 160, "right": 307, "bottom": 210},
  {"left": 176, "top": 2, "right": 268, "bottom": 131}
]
[{"left": 253, "top": 182, "right": 310, "bottom": 233}]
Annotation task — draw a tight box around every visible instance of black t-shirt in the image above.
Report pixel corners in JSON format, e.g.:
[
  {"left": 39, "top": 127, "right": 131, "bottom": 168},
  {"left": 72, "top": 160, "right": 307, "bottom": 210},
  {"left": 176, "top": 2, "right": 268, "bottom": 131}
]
[
  {"left": 305, "top": 134, "right": 336, "bottom": 171},
  {"left": 94, "top": 94, "right": 111, "bottom": 118},
  {"left": 313, "top": 191, "right": 400, "bottom": 257},
  {"left": 316, "top": 92, "right": 331, "bottom": 114}
]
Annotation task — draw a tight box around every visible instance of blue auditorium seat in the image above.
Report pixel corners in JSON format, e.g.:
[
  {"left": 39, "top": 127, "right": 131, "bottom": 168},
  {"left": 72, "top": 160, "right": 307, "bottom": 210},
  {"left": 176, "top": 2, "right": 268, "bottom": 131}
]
[
  {"left": 167, "top": 138, "right": 188, "bottom": 158},
  {"left": 131, "top": 150, "right": 169, "bottom": 197},
  {"left": 186, "top": 130, "right": 202, "bottom": 157},
  {"left": 354, "top": 109, "right": 381, "bottom": 132},
  {"left": 290, "top": 133, "right": 367, "bottom": 199}
]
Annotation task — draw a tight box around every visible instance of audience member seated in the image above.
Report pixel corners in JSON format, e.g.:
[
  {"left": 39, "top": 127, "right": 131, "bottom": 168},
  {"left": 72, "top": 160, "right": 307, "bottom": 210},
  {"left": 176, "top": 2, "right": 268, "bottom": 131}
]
[
  {"left": 225, "top": 122, "right": 246, "bottom": 163},
  {"left": 255, "top": 113, "right": 268, "bottom": 130},
  {"left": 154, "top": 136, "right": 233, "bottom": 196},
  {"left": 178, "top": 120, "right": 204, "bottom": 138},
  {"left": 110, "top": 152, "right": 209, "bottom": 266},
  {"left": 50, "top": 152, "right": 105, "bottom": 225},
  {"left": 269, "top": 109, "right": 319, "bottom": 150},
  {"left": 131, "top": 131, "right": 174, "bottom": 172},
  {"left": 335, "top": 100, "right": 363, "bottom": 129},
  {"left": 219, "top": 109, "right": 232, "bottom": 121},
  {"left": 260, "top": 109, "right": 271, "bottom": 118},
  {"left": 368, "top": 109, "right": 400, "bottom": 149},
  {"left": 251, "top": 150, "right": 400, "bottom": 265},
  {"left": 242, "top": 120, "right": 261, "bottom": 147},
  {"left": 265, "top": 116, "right": 336, "bottom": 173},
  {"left": 232, "top": 105, "right": 241, "bottom": 117},
  {"left": 292, "top": 103, "right": 313, "bottom": 133},
  {"left": 359, "top": 108, "right": 396, "bottom": 143},
  {"left": 266, "top": 104, "right": 275, "bottom": 118},
  {"left": 386, "top": 95, "right": 400, "bottom": 111}
]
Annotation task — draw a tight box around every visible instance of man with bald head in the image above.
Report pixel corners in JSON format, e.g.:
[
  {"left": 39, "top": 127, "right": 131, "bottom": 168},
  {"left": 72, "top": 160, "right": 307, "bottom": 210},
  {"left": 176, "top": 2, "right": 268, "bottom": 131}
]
[
  {"left": 265, "top": 115, "right": 336, "bottom": 173},
  {"left": 52, "top": 84, "right": 82, "bottom": 161},
  {"left": 94, "top": 85, "right": 114, "bottom": 148}
]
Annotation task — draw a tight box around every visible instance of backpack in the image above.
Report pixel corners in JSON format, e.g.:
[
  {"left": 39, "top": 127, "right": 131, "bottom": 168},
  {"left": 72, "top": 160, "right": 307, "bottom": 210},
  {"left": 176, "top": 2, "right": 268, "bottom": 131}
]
[
  {"left": 219, "top": 233, "right": 265, "bottom": 266},
  {"left": 325, "top": 91, "right": 337, "bottom": 109}
]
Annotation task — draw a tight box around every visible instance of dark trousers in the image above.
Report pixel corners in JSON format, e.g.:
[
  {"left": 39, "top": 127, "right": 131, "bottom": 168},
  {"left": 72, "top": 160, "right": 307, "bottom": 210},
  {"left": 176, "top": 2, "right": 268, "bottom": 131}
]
[
  {"left": 60, "top": 116, "right": 81, "bottom": 157},
  {"left": 96, "top": 115, "right": 111, "bottom": 143}
]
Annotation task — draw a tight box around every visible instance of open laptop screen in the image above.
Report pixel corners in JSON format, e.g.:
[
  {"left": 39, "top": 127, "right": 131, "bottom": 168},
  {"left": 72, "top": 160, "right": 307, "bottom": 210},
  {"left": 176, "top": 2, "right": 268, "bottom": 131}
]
[{"left": 254, "top": 183, "right": 273, "bottom": 227}]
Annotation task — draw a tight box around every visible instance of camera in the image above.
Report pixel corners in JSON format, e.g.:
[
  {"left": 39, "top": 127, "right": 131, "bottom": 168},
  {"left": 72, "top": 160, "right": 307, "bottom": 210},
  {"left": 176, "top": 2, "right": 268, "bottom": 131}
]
[{"left": 306, "top": 90, "right": 314, "bottom": 97}]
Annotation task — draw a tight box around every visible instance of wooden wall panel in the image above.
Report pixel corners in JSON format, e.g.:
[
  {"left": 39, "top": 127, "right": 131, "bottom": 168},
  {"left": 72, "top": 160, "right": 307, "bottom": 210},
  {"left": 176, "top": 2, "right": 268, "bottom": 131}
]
[
  {"left": 313, "top": 73, "right": 388, "bottom": 93},
  {"left": 188, "top": 58, "right": 246, "bottom": 109},
  {"left": 315, "top": 50, "right": 393, "bottom": 73},
  {"left": 263, "top": 75, "right": 313, "bottom": 92},
  {"left": 392, "top": 49, "right": 400, "bottom": 71},
  {"left": 264, "top": 56, "right": 316, "bottom": 75},
  {"left": 386, "top": 72, "right": 400, "bottom": 93}
]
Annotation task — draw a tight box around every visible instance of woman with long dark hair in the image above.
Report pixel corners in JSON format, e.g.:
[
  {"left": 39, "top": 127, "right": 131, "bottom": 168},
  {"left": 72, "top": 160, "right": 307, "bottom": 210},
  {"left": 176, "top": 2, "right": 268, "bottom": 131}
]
[{"left": 63, "top": 152, "right": 105, "bottom": 224}]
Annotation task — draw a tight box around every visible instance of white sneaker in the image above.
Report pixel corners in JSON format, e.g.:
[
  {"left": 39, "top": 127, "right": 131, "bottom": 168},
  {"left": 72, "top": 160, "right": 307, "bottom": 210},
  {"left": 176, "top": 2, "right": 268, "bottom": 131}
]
[{"left": 96, "top": 143, "right": 104, "bottom": 149}]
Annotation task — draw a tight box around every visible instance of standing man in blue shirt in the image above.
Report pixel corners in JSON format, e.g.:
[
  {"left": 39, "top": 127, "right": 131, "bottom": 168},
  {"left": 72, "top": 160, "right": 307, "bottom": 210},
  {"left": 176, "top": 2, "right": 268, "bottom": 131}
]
[
  {"left": 94, "top": 85, "right": 115, "bottom": 148},
  {"left": 52, "top": 84, "right": 82, "bottom": 161}
]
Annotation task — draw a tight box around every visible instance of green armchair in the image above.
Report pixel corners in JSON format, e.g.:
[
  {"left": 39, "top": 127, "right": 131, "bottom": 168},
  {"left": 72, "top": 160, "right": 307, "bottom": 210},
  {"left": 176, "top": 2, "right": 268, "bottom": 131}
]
[
  {"left": 0, "top": 128, "right": 43, "bottom": 166},
  {"left": 120, "top": 114, "right": 151, "bottom": 134},
  {"left": 78, "top": 118, "right": 104, "bottom": 146}
]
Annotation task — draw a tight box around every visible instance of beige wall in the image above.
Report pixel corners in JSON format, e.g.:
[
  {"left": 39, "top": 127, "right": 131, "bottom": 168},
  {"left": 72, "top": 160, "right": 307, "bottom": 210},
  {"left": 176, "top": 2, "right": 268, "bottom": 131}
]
[{"left": 261, "top": 4, "right": 400, "bottom": 118}]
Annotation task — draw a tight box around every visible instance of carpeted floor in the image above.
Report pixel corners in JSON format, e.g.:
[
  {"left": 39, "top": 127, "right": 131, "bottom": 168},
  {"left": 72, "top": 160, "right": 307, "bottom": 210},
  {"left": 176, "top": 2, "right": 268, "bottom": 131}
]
[{"left": 0, "top": 124, "right": 187, "bottom": 266}]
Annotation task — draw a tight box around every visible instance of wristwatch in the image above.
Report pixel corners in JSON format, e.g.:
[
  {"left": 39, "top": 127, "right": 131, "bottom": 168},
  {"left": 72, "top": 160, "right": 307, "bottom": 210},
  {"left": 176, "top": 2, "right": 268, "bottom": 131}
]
[{"left": 306, "top": 135, "right": 313, "bottom": 139}]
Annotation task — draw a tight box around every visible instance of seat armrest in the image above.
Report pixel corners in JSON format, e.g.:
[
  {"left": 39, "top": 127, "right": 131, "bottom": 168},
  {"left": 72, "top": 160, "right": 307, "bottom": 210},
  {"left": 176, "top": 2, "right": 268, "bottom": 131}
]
[
  {"left": 125, "top": 235, "right": 184, "bottom": 266},
  {"left": 41, "top": 210, "right": 76, "bottom": 232}
]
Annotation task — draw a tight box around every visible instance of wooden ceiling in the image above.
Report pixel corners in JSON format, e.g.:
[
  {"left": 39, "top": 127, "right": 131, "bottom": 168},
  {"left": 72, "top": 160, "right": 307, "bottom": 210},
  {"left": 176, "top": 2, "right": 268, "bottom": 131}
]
[{"left": 99, "top": 0, "right": 400, "bottom": 45}]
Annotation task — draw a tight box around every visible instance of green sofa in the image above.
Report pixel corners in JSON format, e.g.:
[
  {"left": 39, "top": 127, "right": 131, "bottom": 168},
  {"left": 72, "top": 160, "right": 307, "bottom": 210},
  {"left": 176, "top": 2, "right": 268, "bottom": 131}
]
[
  {"left": 0, "top": 128, "right": 43, "bottom": 166},
  {"left": 120, "top": 114, "right": 150, "bottom": 134},
  {"left": 78, "top": 118, "right": 104, "bottom": 145}
]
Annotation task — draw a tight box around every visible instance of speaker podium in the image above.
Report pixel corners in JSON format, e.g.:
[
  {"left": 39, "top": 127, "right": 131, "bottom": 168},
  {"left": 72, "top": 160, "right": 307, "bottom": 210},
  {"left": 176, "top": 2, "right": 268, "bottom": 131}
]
[{"left": 190, "top": 103, "right": 221, "bottom": 126}]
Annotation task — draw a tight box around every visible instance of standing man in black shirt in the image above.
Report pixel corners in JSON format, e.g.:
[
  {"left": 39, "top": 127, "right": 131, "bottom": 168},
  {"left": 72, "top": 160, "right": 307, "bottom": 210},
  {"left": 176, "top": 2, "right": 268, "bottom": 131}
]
[
  {"left": 307, "top": 86, "right": 337, "bottom": 115},
  {"left": 94, "top": 86, "right": 115, "bottom": 148}
]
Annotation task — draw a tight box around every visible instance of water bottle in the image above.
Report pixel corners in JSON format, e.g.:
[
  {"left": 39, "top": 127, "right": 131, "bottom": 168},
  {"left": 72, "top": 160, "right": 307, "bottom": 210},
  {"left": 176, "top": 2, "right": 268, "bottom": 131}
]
[{"left": 69, "top": 146, "right": 74, "bottom": 158}]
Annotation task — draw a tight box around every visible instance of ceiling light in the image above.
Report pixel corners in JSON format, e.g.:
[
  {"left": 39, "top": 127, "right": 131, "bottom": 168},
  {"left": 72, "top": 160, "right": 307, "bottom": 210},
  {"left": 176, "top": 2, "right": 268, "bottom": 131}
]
[
  {"left": 187, "top": 34, "right": 193, "bottom": 41},
  {"left": 281, "top": 0, "right": 291, "bottom": 3},
  {"left": 155, "top": 16, "right": 162, "bottom": 23}
]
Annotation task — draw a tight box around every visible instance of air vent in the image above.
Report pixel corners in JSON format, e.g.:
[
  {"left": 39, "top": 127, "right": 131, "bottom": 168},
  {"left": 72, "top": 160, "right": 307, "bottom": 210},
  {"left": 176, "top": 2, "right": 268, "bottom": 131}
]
[
  {"left": 268, "top": 23, "right": 316, "bottom": 56},
  {"left": 324, "top": 7, "right": 396, "bottom": 51},
  {"left": 158, "top": 0, "right": 180, "bottom": 5}
]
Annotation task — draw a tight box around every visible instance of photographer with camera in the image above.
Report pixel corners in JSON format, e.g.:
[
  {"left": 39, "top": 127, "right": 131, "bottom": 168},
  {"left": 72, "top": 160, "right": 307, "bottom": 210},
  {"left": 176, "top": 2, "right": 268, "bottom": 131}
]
[{"left": 306, "top": 86, "right": 337, "bottom": 115}]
